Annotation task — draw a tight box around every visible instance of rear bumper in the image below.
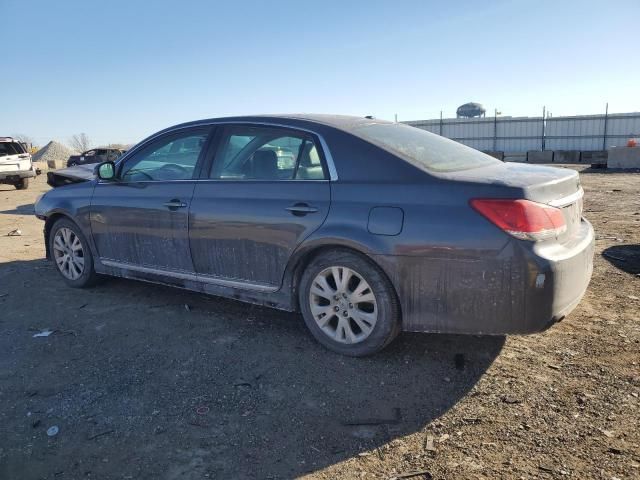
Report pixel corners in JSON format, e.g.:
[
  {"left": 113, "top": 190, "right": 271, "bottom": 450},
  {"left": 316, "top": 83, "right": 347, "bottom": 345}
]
[
  {"left": 527, "top": 218, "right": 594, "bottom": 329},
  {"left": 374, "top": 218, "right": 595, "bottom": 335},
  {"left": 0, "top": 167, "right": 37, "bottom": 181}
]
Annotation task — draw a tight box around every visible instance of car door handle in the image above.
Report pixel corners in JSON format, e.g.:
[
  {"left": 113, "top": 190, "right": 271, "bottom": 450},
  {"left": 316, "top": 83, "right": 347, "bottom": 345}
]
[
  {"left": 163, "top": 199, "right": 188, "bottom": 209},
  {"left": 286, "top": 203, "right": 318, "bottom": 216}
]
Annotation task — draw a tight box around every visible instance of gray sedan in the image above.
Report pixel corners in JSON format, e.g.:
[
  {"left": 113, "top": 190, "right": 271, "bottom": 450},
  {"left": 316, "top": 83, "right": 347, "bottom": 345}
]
[{"left": 35, "top": 115, "right": 594, "bottom": 356}]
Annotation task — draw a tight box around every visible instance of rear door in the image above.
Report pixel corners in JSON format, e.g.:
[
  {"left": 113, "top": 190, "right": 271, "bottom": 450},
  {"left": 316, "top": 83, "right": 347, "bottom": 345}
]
[
  {"left": 91, "top": 127, "right": 212, "bottom": 273},
  {"left": 189, "top": 124, "right": 331, "bottom": 288}
]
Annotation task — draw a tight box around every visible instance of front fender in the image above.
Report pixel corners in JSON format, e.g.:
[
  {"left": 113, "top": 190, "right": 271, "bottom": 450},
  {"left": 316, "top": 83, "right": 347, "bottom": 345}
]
[{"left": 35, "top": 181, "right": 97, "bottom": 259}]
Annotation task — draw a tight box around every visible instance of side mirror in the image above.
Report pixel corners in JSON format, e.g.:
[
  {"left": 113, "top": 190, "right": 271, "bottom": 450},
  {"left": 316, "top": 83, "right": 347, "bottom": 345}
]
[{"left": 96, "top": 161, "right": 116, "bottom": 181}]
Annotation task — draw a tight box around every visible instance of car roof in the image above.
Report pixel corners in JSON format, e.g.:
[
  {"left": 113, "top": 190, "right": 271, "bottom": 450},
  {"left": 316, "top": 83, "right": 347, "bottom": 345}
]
[
  {"left": 260, "top": 114, "right": 393, "bottom": 131},
  {"left": 167, "top": 114, "right": 394, "bottom": 134}
]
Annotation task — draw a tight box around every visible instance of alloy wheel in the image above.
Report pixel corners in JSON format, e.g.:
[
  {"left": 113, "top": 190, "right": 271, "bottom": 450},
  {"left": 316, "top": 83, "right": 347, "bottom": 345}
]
[
  {"left": 53, "top": 227, "right": 85, "bottom": 280},
  {"left": 309, "top": 266, "right": 378, "bottom": 344}
]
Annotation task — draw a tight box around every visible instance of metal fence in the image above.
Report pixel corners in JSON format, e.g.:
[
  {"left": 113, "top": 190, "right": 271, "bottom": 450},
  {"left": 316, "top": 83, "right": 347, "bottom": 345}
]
[{"left": 404, "top": 111, "right": 640, "bottom": 153}]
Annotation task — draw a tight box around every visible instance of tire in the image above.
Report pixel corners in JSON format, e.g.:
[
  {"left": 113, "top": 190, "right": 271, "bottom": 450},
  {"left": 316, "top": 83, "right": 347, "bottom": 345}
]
[
  {"left": 68, "top": 162, "right": 77, "bottom": 167},
  {"left": 15, "top": 178, "right": 29, "bottom": 190},
  {"left": 48, "top": 218, "right": 100, "bottom": 288},
  {"left": 299, "top": 249, "right": 401, "bottom": 356}
]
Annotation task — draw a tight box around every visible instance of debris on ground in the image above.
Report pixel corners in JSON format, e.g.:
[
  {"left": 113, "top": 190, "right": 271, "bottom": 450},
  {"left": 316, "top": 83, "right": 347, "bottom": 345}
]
[
  {"left": 389, "top": 470, "right": 433, "bottom": 480},
  {"left": 195, "top": 406, "right": 209, "bottom": 415},
  {"left": 46, "top": 426, "right": 59, "bottom": 437},
  {"left": 501, "top": 395, "right": 522, "bottom": 404},
  {"left": 233, "top": 379, "right": 252, "bottom": 388},
  {"left": 7, "top": 229, "right": 22, "bottom": 236},
  {"left": 602, "top": 252, "right": 626, "bottom": 262},
  {"left": 424, "top": 435, "right": 436, "bottom": 452},
  {"left": 32, "top": 329, "right": 54, "bottom": 338},
  {"left": 87, "top": 430, "right": 114, "bottom": 440}
]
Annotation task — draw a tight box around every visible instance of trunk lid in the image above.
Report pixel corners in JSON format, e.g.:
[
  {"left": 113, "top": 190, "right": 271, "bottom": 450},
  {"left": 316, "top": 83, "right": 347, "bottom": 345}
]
[{"left": 438, "top": 162, "right": 584, "bottom": 241}]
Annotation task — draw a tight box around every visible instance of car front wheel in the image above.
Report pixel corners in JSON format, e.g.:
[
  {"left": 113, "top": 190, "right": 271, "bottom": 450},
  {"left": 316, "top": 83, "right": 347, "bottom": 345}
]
[
  {"left": 49, "top": 218, "right": 100, "bottom": 288},
  {"left": 299, "top": 249, "right": 401, "bottom": 356}
]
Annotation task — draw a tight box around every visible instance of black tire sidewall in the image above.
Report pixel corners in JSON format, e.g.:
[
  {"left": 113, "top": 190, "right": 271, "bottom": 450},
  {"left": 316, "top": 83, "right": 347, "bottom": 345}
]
[
  {"left": 49, "top": 218, "right": 97, "bottom": 287},
  {"left": 15, "top": 178, "right": 29, "bottom": 190},
  {"left": 299, "top": 249, "right": 400, "bottom": 356}
]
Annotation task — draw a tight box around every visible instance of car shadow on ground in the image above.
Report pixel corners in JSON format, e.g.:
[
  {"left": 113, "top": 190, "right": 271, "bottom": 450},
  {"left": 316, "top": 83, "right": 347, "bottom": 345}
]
[
  {"left": 602, "top": 244, "right": 640, "bottom": 275},
  {"left": 0, "top": 203, "right": 34, "bottom": 215},
  {"left": 0, "top": 259, "right": 505, "bottom": 479}
]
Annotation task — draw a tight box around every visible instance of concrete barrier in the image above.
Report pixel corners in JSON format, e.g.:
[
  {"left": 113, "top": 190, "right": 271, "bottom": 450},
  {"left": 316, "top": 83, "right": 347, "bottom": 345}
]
[
  {"left": 482, "top": 151, "right": 504, "bottom": 160},
  {"left": 553, "top": 151, "right": 581, "bottom": 163},
  {"left": 33, "top": 161, "right": 48, "bottom": 172},
  {"left": 527, "top": 151, "right": 554, "bottom": 163},
  {"left": 503, "top": 152, "right": 527, "bottom": 163},
  {"left": 580, "top": 151, "right": 608, "bottom": 166},
  {"left": 607, "top": 147, "right": 640, "bottom": 169},
  {"left": 47, "top": 160, "right": 67, "bottom": 170}
]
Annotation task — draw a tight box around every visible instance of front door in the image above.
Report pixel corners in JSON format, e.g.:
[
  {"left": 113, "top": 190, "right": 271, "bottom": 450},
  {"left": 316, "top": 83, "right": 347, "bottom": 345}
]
[
  {"left": 189, "top": 125, "right": 331, "bottom": 288},
  {"left": 90, "top": 127, "right": 212, "bottom": 273}
]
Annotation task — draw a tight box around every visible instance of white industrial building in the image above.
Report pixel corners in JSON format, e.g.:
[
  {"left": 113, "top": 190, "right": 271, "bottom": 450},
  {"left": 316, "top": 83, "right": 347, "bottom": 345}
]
[{"left": 405, "top": 112, "right": 640, "bottom": 153}]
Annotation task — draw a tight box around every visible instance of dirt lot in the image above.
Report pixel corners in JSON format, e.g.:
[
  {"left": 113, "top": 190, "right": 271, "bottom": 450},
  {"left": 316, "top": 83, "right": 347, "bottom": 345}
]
[{"left": 0, "top": 168, "right": 638, "bottom": 480}]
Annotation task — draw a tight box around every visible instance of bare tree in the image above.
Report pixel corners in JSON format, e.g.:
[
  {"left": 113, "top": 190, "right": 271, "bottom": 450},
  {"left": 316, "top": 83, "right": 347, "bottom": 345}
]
[
  {"left": 11, "top": 133, "right": 34, "bottom": 148},
  {"left": 69, "top": 133, "right": 92, "bottom": 153},
  {"left": 107, "top": 143, "right": 131, "bottom": 150}
]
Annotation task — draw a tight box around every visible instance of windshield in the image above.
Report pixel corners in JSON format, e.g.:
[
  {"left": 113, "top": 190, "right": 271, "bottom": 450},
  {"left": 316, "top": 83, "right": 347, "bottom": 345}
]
[{"left": 351, "top": 123, "right": 500, "bottom": 172}]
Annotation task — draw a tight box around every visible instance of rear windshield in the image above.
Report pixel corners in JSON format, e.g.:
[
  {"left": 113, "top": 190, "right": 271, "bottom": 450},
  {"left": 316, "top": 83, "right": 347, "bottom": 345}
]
[
  {"left": 351, "top": 123, "right": 500, "bottom": 172},
  {"left": 0, "top": 142, "right": 25, "bottom": 156}
]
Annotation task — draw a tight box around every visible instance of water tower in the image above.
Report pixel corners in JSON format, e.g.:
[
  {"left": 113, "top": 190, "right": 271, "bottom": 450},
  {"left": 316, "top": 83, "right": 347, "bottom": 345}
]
[{"left": 456, "top": 102, "right": 486, "bottom": 118}]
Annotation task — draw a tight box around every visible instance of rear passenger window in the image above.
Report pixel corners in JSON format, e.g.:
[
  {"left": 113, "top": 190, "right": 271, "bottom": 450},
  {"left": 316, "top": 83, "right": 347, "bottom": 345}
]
[
  {"left": 211, "top": 126, "right": 326, "bottom": 180},
  {"left": 0, "top": 142, "right": 24, "bottom": 156}
]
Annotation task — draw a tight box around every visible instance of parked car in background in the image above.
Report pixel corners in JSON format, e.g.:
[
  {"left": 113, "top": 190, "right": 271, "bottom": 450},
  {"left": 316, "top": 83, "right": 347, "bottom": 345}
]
[
  {"left": 35, "top": 115, "right": 594, "bottom": 356},
  {"left": 0, "top": 137, "right": 37, "bottom": 189},
  {"left": 67, "top": 147, "right": 125, "bottom": 167}
]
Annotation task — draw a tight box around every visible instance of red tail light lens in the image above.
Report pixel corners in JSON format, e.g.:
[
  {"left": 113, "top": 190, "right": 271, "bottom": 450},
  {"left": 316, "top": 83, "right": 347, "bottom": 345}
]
[{"left": 470, "top": 199, "right": 566, "bottom": 241}]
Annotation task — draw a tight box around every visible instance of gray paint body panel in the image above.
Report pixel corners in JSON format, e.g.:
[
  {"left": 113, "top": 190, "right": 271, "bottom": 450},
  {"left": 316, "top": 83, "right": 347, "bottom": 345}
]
[
  {"left": 91, "top": 181, "right": 196, "bottom": 272},
  {"left": 189, "top": 180, "right": 330, "bottom": 286}
]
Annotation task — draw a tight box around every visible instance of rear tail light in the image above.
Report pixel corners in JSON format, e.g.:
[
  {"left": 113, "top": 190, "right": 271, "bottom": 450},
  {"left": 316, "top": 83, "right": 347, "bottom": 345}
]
[{"left": 470, "top": 198, "right": 566, "bottom": 241}]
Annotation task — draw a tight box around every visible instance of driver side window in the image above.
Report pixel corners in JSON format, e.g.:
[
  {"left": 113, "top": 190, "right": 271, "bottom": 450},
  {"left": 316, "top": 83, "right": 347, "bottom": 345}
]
[{"left": 120, "top": 131, "right": 209, "bottom": 182}]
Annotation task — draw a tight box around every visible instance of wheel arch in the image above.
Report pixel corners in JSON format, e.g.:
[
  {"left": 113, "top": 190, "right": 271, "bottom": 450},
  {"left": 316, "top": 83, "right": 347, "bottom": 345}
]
[
  {"left": 44, "top": 212, "right": 78, "bottom": 259},
  {"left": 285, "top": 240, "right": 401, "bottom": 320}
]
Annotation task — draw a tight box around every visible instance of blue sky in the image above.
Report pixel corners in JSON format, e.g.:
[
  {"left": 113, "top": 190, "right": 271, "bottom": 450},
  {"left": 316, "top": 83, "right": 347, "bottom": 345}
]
[{"left": 3, "top": 0, "right": 639, "bottom": 147}]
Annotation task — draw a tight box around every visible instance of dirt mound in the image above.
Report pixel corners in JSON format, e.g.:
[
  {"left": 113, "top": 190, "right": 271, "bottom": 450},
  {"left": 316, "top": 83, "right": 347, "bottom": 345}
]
[{"left": 32, "top": 141, "right": 76, "bottom": 168}]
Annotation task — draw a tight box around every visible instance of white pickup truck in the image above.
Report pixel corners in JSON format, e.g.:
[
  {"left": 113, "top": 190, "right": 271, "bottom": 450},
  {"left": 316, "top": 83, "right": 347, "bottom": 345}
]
[{"left": 0, "top": 137, "right": 38, "bottom": 190}]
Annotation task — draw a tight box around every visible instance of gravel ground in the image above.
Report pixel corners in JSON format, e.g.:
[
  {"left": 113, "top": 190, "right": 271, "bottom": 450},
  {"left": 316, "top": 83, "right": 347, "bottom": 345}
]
[{"left": 0, "top": 167, "right": 638, "bottom": 480}]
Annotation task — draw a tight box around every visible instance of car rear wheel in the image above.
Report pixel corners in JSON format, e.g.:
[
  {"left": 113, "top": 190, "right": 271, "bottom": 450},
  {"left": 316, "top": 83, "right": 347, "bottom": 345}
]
[
  {"left": 299, "top": 249, "right": 401, "bottom": 356},
  {"left": 15, "top": 178, "right": 29, "bottom": 190},
  {"left": 49, "top": 218, "right": 100, "bottom": 288}
]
